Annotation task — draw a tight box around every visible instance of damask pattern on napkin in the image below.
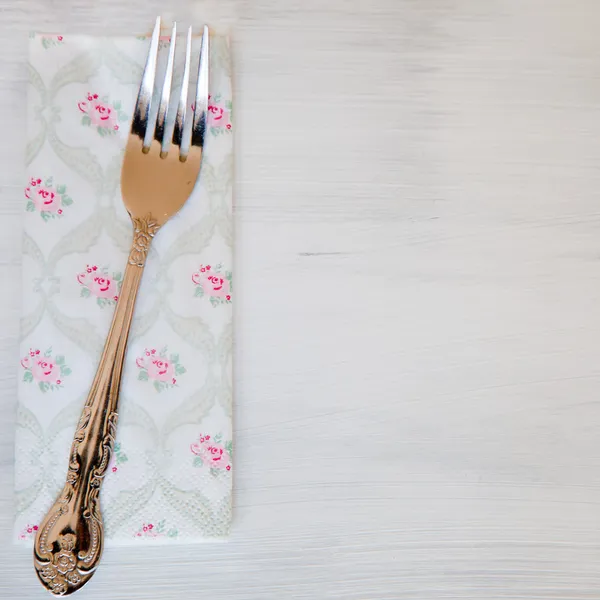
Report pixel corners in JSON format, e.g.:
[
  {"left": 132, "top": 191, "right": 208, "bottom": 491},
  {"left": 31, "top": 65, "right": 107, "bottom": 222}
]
[{"left": 14, "top": 32, "right": 233, "bottom": 545}]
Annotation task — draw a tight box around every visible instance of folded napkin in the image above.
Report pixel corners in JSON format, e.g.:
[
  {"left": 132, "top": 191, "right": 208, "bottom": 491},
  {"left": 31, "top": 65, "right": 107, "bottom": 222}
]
[{"left": 14, "top": 30, "right": 233, "bottom": 545}]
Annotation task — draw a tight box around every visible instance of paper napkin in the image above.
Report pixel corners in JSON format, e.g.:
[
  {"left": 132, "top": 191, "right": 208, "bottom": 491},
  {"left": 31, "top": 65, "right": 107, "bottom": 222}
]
[{"left": 14, "top": 29, "right": 233, "bottom": 545}]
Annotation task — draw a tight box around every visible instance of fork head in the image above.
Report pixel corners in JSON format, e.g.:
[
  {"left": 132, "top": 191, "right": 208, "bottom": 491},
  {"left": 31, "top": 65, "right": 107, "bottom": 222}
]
[{"left": 121, "top": 17, "right": 209, "bottom": 226}]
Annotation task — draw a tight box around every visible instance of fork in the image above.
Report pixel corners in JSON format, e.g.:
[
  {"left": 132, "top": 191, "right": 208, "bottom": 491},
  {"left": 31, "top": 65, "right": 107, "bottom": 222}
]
[{"left": 33, "top": 17, "right": 209, "bottom": 596}]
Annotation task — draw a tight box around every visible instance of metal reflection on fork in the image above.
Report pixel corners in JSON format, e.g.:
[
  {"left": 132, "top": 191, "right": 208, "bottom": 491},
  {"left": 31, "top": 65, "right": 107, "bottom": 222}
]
[{"left": 33, "top": 17, "right": 209, "bottom": 596}]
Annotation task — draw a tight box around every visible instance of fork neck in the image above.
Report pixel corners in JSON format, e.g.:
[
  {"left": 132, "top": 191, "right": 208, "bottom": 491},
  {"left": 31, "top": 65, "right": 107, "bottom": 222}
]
[{"left": 91, "top": 213, "right": 160, "bottom": 404}]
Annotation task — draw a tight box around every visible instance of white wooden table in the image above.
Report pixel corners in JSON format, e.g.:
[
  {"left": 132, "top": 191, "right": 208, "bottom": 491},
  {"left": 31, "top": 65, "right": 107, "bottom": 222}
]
[{"left": 1, "top": 1, "right": 600, "bottom": 598}]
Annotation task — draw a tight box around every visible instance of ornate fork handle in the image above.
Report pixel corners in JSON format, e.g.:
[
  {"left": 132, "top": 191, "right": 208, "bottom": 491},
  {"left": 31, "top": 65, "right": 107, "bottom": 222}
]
[{"left": 33, "top": 215, "right": 159, "bottom": 596}]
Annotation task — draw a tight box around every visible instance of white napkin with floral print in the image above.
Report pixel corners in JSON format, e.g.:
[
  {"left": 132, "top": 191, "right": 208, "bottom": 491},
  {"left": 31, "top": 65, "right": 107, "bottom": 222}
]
[{"left": 14, "top": 29, "right": 233, "bottom": 545}]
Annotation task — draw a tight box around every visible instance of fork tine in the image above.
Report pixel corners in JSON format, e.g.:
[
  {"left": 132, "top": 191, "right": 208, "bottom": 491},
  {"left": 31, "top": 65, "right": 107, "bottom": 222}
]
[
  {"left": 154, "top": 22, "right": 177, "bottom": 157},
  {"left": 191, "top": 25, "right": 209, "bottom": 149},
  {"left": 172, "top": 26, "right": 192, "bottom": 154},
  {"left": 131, "top": 16, "right": 161, "bottom": 141}
]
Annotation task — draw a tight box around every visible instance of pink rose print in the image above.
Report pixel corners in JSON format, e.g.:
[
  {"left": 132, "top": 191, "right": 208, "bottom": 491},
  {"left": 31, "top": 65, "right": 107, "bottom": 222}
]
[
  {"left": 38, "top": 34, "right": 64, "bottom": 49},
  {"left": 32, "top": 187, "right": 59, "bottom": 213},
  {"left": 134, "top": 520, "right": 178, "bottom": 539},
  {"left": 148, "top": 359, "right": 174, "bottom": 381},
  {"left": 25, "top": 177, "right": 73, "bottom": 221},
  {"left": 136, "top": 347, "right": 186, "bottom": 392},
  {"left": 78, "top": 92, "right": 128, "bottom": 137},
  {"left": 208, "top": 93, "right": 232, "bottom": 131},
  {"left": 21, "top": 347, "right": 71, "bottom": 392},
  {"left": 32, "top": 359, "right": 58, "bottom": 383},
  {"left": 108, "top": 442, "right": 128, "bottom": 474},
  {"left": 191, "top": 432, "right": 233, "bottom": 475},
  {"left": 136, "top": 34, "right": 171, "bottom": 51},
  {"left": 77, "top": 265, "right": 123, "bottom": 308},
  {"left": 18, "top": 523, "right": 39, "bottom": 541},
  {"left": 192, "top": 264, "right": 233, "bottom": 307},
  {"left": 91, "top": 277, "right": 116, "bottom": 298},
  {"left": 192, "top": 94, "right": 233, "bottom": 136}
]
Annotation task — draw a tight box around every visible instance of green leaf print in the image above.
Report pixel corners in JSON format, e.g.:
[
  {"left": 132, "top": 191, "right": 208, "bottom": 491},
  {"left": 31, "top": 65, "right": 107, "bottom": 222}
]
[
  {"left": 61, "top": 195, "right": 73, "bottom": 206},
  {"left": 225, "top": 440, "right": 233, "bottom": 456},
  {"left": 26, "top": 201, "right": 35, "bottom": 212},
  {"left": 38, "top": 382, "right": 49, "bottom": 393},
  {"left": 23, "top": 371, "right": 33, "bottom": 383},
  {"left": 193, "top": 456, "right": 203, "bottom": 468},
  {"left": 156, "top": 520, "right": 165, "bottom": 534},
  {"left": 60, "top": 366, "right": 72, "bottom": 377},
  {"left": 153, "top": 381, "right": 164, "bottom": 393},
  {"left": 55, "top": 355, "right": 65, "bottom": 365},
  {"left": 80, "top": 287, "right": 91, "bottom": 298},
  {"left": 113, "top": 100, "right": 122, "bottom": 110},
  {"left": 175, "top": 364, "right": 186, "bottom": 375},
  {"left": 194, "top": 286, "right": 204, "bottom": 297},
  {"left": 214, "top": 433, "right": 223, "bottom": 443},
  {"left": 138, "top": 370, "right": 149, "bottom": 382},
  {"left": 40, "top": 211, "right": 51, "bottom": 222},
  {"left": 113, "top": 271, "right": 122, "bottom": 282},
  {"left": 167, "top": 529, "right": 178, "bottom": 538},
  {"left": 114, "top": 442, "right": 121, "bottom": 453},
  {"left": 81, "top": 115, "right": 91, "bottom": 126},
  {"left": 169, "top": 353, "right": 179, "bottom": 364},
  {"left": 56, "top": 184, "right": 66, "bottom": 194},
  {"left": 44, "top": 347, "right": 52, "bottom": 357}
]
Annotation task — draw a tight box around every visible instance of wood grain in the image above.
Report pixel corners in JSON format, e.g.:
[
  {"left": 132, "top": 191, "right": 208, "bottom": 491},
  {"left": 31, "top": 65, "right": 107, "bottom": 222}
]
[{"left": 1, "top": 0, "right": 600, "bottom": 598}]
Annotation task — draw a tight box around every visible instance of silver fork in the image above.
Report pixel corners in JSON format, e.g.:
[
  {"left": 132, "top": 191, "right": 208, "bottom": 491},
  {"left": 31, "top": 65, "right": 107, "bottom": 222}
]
[{"left": 33, "top": 17, "right": 209, "bottom": 597}]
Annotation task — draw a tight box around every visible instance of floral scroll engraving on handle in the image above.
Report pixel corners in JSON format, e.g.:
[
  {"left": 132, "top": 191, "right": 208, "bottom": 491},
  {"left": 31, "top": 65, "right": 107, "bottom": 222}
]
[
  {"left": 34, "top": 410, "right": 118, "bottom": 595},
  {"left": 79, "top": 411, "right": 118, "bottom": 565},
  {"left": 37, "top": 534, "right": 80, "bottom": 595},
  {"left": 129, "top": 214, "right": 160, "bottom": 267}
]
